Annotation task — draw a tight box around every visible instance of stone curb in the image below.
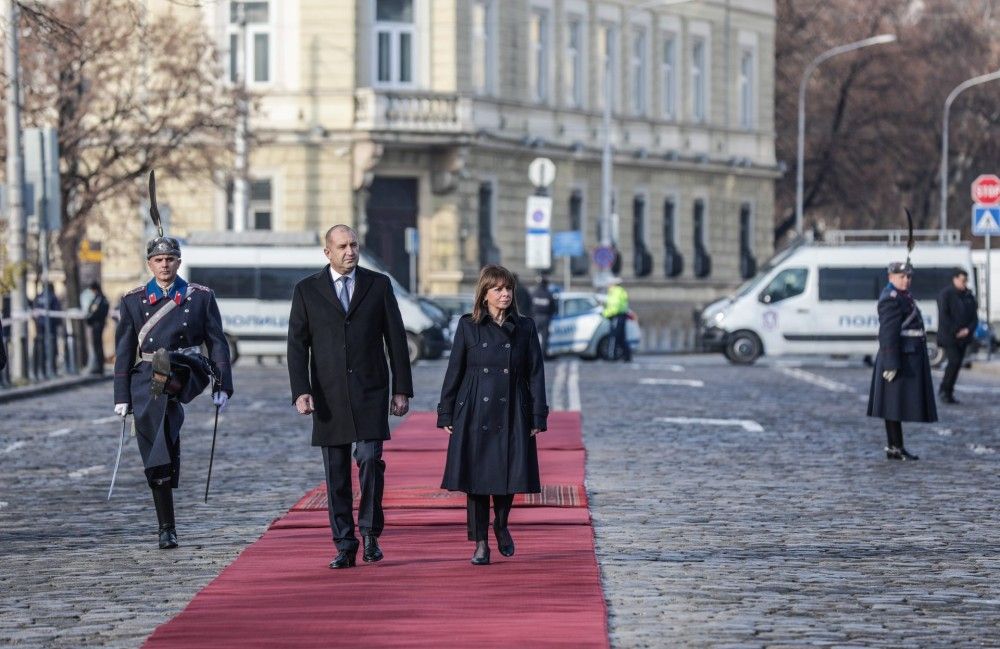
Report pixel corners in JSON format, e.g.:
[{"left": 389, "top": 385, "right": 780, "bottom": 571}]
[{"left": 0, "top": 374, "right": 112, "bottom": 404}]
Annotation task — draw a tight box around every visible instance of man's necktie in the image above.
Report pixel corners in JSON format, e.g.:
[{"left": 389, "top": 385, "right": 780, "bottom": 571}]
[{"left": 338, "top": 276, "right": 351, "bottom": 312}]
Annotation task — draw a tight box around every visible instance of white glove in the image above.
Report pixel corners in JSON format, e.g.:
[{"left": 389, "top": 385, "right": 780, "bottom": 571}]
[
  {"left": 114, "top": 403, "right": 129, "bottom": 417},
  {"left": 212, "top": 391, "right": 229, "bottom": 411},
  {"left": 882, "top": 370, "right": 897, "bottom": 382}
]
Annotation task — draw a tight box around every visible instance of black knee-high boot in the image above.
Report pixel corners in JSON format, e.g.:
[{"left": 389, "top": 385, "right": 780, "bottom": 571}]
[{"left": 151, "top": 485, "right": 178, "bottom": 549}]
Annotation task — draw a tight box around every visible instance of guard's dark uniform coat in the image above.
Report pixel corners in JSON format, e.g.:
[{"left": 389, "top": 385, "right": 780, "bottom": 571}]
[
  {"left": 438, "top": 314, "right": 548, "bottom": 495},
  {"left": 286, "top": 266, "right": 413, "bottom": 447},
  {"left": 114, "top": 277, "right": 234, "bottom": 486},
  {"left": 867, "top": 284, "right": 937, "bottom": 423}
]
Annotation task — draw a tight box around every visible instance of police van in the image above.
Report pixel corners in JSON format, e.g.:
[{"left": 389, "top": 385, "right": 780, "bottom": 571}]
[
  {"left": 548, "top": 291, "right": 642, "bottom": 359},
  {"left": 180, "top": 232, "right": 447, "bottom": 364},
  {"left": 700, "top": 230, "right": 973, "bottom": 365}
]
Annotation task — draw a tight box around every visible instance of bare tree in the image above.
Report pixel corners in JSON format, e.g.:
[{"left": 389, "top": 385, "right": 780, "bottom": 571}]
[
  {"left": 1, "top": 0, "right": 240, "bottom": 308},
  {"left": 776, "top": 0, "right": 1000, "bottom": 243}
]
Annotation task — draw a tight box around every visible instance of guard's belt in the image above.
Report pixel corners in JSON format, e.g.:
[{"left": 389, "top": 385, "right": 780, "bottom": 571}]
[
  {"left": 139, "top": 346, "right": 201, "bottom": 362},
  {"left": 900, "top": 329, "right": 925, "bottom": 337}
]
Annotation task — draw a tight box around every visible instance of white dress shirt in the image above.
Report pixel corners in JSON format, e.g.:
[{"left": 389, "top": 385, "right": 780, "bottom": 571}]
[{"left": 329, "top": 266, "right": 357, "bottom": 305}]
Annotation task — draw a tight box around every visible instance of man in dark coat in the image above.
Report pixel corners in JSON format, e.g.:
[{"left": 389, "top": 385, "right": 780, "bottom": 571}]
[
  {"left": 530, "top": 274, "right": 557, "bottom": 357},
  {"left": 936, "top": 268, "right": 978, "bottom": 404},
  {"left": 287, "top": 224, "right": 413, "bottom": 569},
  {"left": 867, "top": 261, "right": 937, "bottom": 460},
  {"left": 114, "top": 235, "right": 234, "bottom": 549},
  {"left": 85, "top": 281, "right": 110, "bottom": 375}
]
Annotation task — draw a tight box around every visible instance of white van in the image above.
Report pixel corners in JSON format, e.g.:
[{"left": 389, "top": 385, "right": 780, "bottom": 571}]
[
  {"left": 700, "top": 230, "right": 974, "bottom": 364},
  {"left": 180, "top": 232, "right": 448, "bottom": 364}
]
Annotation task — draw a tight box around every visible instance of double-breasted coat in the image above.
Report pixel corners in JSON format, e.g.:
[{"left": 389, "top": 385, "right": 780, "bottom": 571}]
[
  {"left": 438, "top": 314, "right": 548, "bottom": 495},
  {"left": 867, "top": 284, "right": 938, "bottom": 423},
  {"left": 287, "top": 266, "right": 413, "bottom": 447},
  {"left": 114, "top": 277, "right": 234, "bottom": 486}
]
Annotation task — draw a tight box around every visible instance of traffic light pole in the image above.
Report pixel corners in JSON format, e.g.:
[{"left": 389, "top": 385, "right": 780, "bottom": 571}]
[{"left": 4, "top": 0, "right": 28, "bottom": 381}]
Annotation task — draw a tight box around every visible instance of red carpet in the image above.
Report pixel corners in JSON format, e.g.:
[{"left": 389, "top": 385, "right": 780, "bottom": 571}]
[{"left": 143, "top": 411, "right": 609, "bottom": 649}]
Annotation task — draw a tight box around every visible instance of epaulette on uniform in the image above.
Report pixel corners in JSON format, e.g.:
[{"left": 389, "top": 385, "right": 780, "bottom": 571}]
[
  {"left": 889, "top": 290, "right": 898, "bottom": 298},
  {"left": 189, "top": 283, "right": 213, "bottom": 293},
  {"left": 123, "top": 285, "right": 145, "bottom": 297}
]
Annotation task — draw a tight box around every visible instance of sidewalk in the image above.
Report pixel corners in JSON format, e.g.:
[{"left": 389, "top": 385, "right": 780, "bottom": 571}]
[
  {"left": 0, "top": 373, "right": 112, "bottom": 404},
  {"left": 965, "top": 355, "right": 1000, "bottom": 378}
]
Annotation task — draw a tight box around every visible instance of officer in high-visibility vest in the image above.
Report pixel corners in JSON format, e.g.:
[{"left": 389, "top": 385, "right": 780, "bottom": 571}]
[{"left": 602, "top": 277, "right": 631, "bottom": 362}]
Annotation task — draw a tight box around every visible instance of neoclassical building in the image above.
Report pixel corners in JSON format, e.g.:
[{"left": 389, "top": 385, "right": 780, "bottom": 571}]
[{"left": 108, "top": 0, "right": 777, "bottom": 332}]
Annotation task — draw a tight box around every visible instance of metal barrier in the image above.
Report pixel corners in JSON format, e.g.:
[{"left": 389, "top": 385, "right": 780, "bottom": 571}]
[{"left": 0, "top": 309, "right": 92, "bottom": 389}]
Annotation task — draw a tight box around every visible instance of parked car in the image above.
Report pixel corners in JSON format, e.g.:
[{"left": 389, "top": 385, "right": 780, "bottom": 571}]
[{"left": 549, "top": 291, "right": 641, "bottom": 360}]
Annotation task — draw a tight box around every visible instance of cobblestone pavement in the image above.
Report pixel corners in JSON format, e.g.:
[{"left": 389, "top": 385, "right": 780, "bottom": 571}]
[
  {"left": 3, "top": 354, "right": 999, "bottom": 647},
  {"left": 583, "top": 355, "right": 1000, "bottom": 648}
]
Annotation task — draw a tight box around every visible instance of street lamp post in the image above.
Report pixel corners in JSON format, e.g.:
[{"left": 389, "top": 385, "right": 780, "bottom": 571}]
[
  {"left": 600, "top": 0, "right": 695, "bottom": 249},
  {"left": 939, "top": 70, "right": 1000, "bottom": 238},
  {"left": 795, "top": 34, "right": 896, "bottom": 236}
]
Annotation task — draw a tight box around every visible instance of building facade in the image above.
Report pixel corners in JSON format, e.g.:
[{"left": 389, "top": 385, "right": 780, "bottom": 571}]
[{"left": 131, "top": 0, "right": 778, "bottom": 333}]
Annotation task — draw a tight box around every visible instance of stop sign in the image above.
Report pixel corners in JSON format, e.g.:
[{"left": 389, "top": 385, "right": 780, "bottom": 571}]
[{"left": 971, "top": 174, "right": 1000, "bottom": 205}]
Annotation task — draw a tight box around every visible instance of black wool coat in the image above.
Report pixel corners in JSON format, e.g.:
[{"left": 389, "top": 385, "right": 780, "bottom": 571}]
[
  {"left": 936, "top": 285, "right": 978, "bottom": 348},
  {"left": 437, "top": 314, "right": 548, "bottom": 495},
  {"left": 287, "top": 266, "right": 413, "bottom": 447},
  {"left": 867, "top": 285, "right": 938, "bottom": 423}
]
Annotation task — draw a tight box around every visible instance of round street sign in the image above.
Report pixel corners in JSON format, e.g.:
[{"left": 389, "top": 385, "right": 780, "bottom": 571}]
[
  {"left": 971, "top": 174, "right": 1000, "bottom": 206},
  {"left": 592, "top": 245, "right": 616, "bottom": 270},
  {"left": 528, "top": 157, "right": 556, "bottom": 188}
]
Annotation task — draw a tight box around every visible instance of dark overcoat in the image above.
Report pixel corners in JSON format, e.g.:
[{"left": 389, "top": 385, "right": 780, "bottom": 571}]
[
  {"left": 114, "top": 277, "right": 234, "bottom": 486},
  {"left": 867, "top": 284, "right": 938, "bottom": 423},
  {"left": 937, "top": 285, "right": 978, "bottom": 348},
  {"left": 287, "top": 266, "right": 413, "bottom": 447},
  {"left": 438, "top": 314, "right": 548, "bottom": 495}
]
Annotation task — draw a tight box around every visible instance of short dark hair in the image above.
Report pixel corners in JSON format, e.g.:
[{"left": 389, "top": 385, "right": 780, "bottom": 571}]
[
  {"left": 953, "top": 268, "right": 969, "bottom": 279},
  {"left": 88, "top": 281, "right": 101, "bottom": 291}
]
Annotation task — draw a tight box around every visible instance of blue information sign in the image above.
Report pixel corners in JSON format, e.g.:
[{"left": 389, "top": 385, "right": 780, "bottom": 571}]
[{"left": 552, "top": 231, "right": 584, "bottom": 257}]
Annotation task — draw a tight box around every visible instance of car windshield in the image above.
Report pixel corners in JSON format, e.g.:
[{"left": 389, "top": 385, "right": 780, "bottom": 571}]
[{"left": 733, "top": 244, "right": 800, "bottom": 299}]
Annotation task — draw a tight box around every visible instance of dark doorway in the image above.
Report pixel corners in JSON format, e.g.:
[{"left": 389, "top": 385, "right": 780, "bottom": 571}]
[{"left": 366, "top": 177, "right": 419, "bottom": 288}]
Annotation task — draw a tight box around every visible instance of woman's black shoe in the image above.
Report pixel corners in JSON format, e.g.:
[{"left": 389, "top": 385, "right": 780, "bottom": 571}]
[
  {"left": 898, "top": 447, "right": 920, "bottom": 460},
  {"left": 494, "top": 526, "right": 515, "bottom": 557},
  {"left": 471, "top": 541, "right": 490, "bottom": 565},
  {"left": 158, "top": 525, "right": 178, "bottom": 549}
]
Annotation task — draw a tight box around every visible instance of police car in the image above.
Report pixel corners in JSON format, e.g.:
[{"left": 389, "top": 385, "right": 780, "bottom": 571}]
[{"left": 547, "top": 291, "right": 641, "bottom": 359}]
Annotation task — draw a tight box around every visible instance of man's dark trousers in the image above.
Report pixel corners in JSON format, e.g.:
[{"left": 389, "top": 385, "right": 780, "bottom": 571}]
[
  {"left": 322, "top": 441, "right": 384, "bottom": 553},
  {"left": 940, "top": 343, "right": 968, "bottom": 398},
  {"left": 89, "top": 323, "right": 105, "bottom": 373},
  {"left": 612, "top": 314, "right": 632, "bottom": 361}
]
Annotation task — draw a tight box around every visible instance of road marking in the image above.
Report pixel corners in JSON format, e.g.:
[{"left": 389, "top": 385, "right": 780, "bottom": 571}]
[
  {"left": 90, "top": 415, "right": 121, "bottom": 425},
  {"left": 0, "top": 501, "right": 8, "bottom": 509},
  {"left": 567, "top": 360, "right": 581, "bottom": 412},
  {"left": 935, "top": 428, "right": 954, "bottom": 437},
  {"left": 656, "top": 416, "right": 764, "bottom": 433},
  {"left": 552, "top": 361, "right": 567, "bottom": 411},
  {"left": 639, "top": 378, "right": 705, "bottom": 388},
  {"left": 968, "top": 444, "right": 996, "bottom": 455},
  {"left": 247, "top": 400, "right": 266, "bottom": 411},
  {"left": 631, "top": 362, "right": 685, "bottom": 373},
  {"left": 48, "top": 428, "right": 73, "bottom": 438},
  {"left": 776, "top": 366, "right": 856, "bottom": 393},
  {"left": 69, "top": 465, "right": 104, "bottom": 479},
  {"left": 956, "top": 385, "right": 1000, "bottom": 395},
  {"left": 2, "top": 441, "right": 27, "bottom": 454}
]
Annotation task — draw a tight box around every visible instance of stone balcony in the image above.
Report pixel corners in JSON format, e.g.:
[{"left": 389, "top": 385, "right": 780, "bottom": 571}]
[{"left": 353, "top": 88, "right": 474, "bottom": 136}]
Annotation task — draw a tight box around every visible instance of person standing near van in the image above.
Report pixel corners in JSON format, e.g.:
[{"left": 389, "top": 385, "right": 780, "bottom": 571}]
[
  {"left": 936, "top": 268, "right": 978, "bottom": 404},
  {"left": 867, "top": 261, "right": 937, "bottom": 460},
  {"left": 287, "top": 224, "right": 413, "bottom": 569},
  {"left": 603, "top": 277, "right": 632, "bottom": 362},
  {"left": 437, "top": 265, "right": 547, "bottom": 565}
]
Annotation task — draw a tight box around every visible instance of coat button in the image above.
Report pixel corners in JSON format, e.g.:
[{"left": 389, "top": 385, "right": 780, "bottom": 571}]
[
  {"left": 500, "top": 397, "right": 507, "bottom": 402},
  {"left": 504, "top": 343, "right": 510, "bottom": 348},
  {"left": 483, "top": 368, "right": 489, "bottom": 373},
  {"left": 348, "top": 369, "right": 353, "bottom": 373},
  {"left": 458, "top": 401, "right": 463, "bottom": 406},
  {"left": 483, "top": 397, "right": 489, "bottom": 402},
  {"left": 345, "top": 320, "right": 351, "bottom": 325},
  {"left": 482, "top": 425, "right": 488, "bottom": 430},
  {"left": 184, "top": 309, "right": 190, "bottom": 313},
  {"left": 503, "top": 368, "right": 509, "bottom": 374},
  {"left": 145, "top": 312, "right": 149, "bottom": 316},
  {"left": 482, "top": 343, "right": 488, "bottom": 348}
]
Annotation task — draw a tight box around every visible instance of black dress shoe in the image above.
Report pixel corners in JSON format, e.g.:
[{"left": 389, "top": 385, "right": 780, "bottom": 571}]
[
  {"left": 158, "top": 525, "right": 178, "bottom": 550},
  {"left": 363, "top": 535, "right": 383, "bottom": 563},
  {"left": 898, "top": 447, "right": 920, "bottom": 461},
  {"left": 494, "top": 526, "right": 515, "bottom": 557},
  {"left": 471, "top": 541, "right": 490, "bottom": 566},
  {"left": 329, "top": 550, "right": 357, "bottom": 569},
  {"left": 941, "top": 393, "right": 960, "bottom": 404},
  {"left": 885, "top": 446, "right": 903, "bottom": 460}
]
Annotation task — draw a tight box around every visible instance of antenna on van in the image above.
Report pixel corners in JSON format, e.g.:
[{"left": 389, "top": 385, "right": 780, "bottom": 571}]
[{"left": 904, "top": 207, "right": 915, "bottom": 265}]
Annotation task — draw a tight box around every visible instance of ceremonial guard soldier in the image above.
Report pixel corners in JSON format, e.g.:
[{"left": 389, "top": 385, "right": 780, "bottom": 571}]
[
  {"left": 112, "top": 172, "right": 233, "bottom": 548},
  {"left": 866, "top": 215, "right": 937, "bottom": 460}
]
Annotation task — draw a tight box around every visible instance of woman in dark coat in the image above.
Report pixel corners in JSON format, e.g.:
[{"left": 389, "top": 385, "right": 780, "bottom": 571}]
[{"left": 437, "top": 265, "right": 548, "bottom": 565}]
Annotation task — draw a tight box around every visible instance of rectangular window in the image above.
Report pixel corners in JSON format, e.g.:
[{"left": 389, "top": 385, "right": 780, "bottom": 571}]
[
  {"left": 739, "top": 203, "right": 756, "bottom": 279},
  {"left": 478, "top": 183, "right": 500, "bottom": 267},
  {"left": 663, "top": 197, "right": 682, "bottom": 277},
  {"left": 228, "top": 1, "right": 271, "bottom": 85},
  {"left": 565, "top": 17, "right": 583, "bottom": 108},
  {"left": 661, "top": 32, "right": 676, "bottom": 119},
  {"left": 190, "top": 266, "right": 257, "bottom": 300},
  {"left": 691, "top": 36, "right": 706, "bottom": 122},
  {"left": 529, "top": 10, "right": 549, "bottom": 102},
  {"left": 739, "top": 48, "right": 754, "bottom": 129},
  {"left": 249, "top": 179, "right": 272, "bottom": 230},
  {"left": 597, "top": 24, "right": 617, "bottom": 111},
  {"left": 630, "top": 27, "right": 647, "bottom": 115},
  {"left": 693, "top": 199, "right": 711, "bottom": 278},
  {"left": 569, "top": 190, "right": 588, "bottom": 276},
  {"left": 471, "top": 1, "right": 494, "bottom": 94},
  {"left": 374, "top": 0, "right": 415, "bottom": 87},
  {"left": 633, "top": 195, "right": 651, "bottom": 277}
]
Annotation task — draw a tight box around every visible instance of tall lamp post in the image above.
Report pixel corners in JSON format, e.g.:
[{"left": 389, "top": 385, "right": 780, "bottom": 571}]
[
  {"left": 600, "top": 0, "right": 695, "bottom": 249},
  {"left": 795, "top": 34, "right": 896, "bottom": 236},
  {"left": 939, "top": 70, "right": 1000, "bottom": 238}
]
